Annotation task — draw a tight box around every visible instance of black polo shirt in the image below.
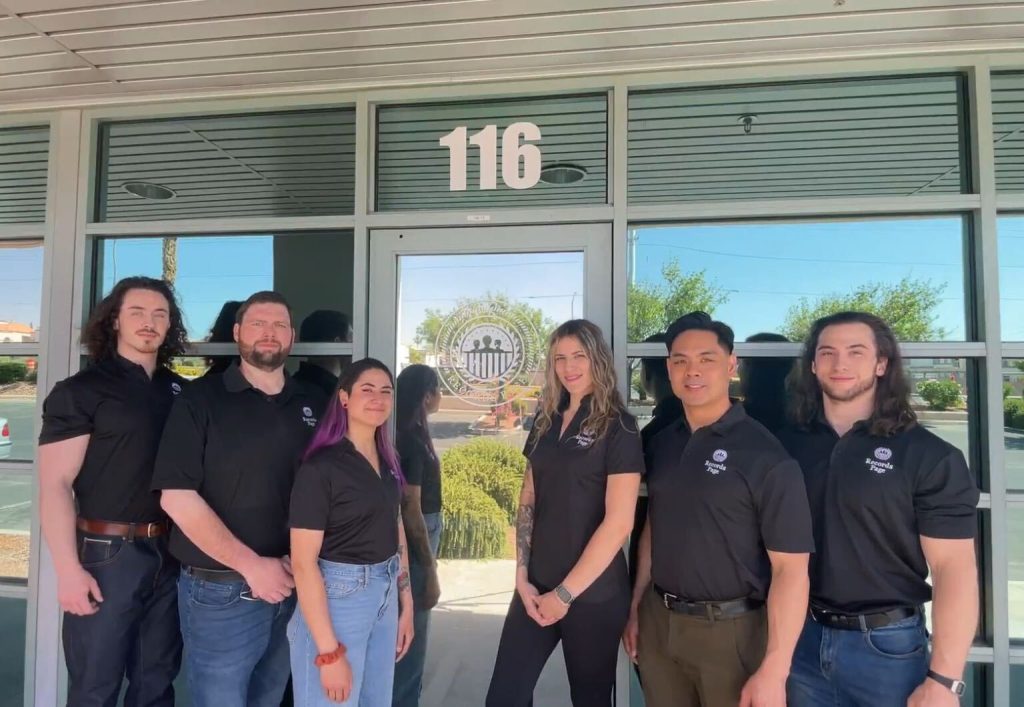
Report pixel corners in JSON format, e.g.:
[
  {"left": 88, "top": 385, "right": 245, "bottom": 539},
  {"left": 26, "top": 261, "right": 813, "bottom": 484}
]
[
  {"left": 152, "top": 361, "right": 327, "bottom": 569},
  {"left": 38, "top": 355, "right": 186, "bottom": 523},
  {"left": 646, "top": 403, "right": 814, "bottom": 603},
  {"left": 397, "top": 431, "right": 441, "bottom": 515},
  {"left": 778, "top": 420, "right": 979, "bottom": 614},
  {"left": 525, "top": 398, "right": 644, "bottom": 602},
  {"left": 290, "top": 438, "right": 401, "bottom": 564}
]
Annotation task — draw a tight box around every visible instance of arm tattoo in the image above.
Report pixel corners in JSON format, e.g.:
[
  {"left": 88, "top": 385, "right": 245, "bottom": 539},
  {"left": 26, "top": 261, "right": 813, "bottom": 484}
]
[
  {"left": 516, "top": 503, "right": 535, "bottom": 568},
  {"left": 397, "top": 570, "right": 411, "bottom": 592}
]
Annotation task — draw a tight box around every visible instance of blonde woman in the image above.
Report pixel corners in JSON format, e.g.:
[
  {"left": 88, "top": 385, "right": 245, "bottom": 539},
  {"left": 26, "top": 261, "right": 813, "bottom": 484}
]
[{"left": 486, "top": 319, "right": 644, "bottom": 707}]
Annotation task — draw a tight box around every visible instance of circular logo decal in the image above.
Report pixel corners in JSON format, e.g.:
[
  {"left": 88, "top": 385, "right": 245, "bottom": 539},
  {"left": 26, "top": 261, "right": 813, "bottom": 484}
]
[
  {"left": 874, "top": 447, "right": 892, "bottom": 461},
  {"left": 434, "top": 302, "right": 544, "bottom": 407},
  {"left": 302, "top": 406, "right": 313, "bottom": 417},
  {"left": 171, "top": 382, "right": 182, "bottom": 395},
  {"left": 712, "top": 449, "right": 728, "bottom": 463}
]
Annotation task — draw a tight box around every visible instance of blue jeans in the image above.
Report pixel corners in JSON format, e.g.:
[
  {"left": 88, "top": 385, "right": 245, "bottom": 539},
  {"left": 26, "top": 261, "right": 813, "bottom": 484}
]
[
  {"left": 290, "top": 555, "right": 401, "bottom": 707},
  {"left": 392, "top": 513, "right": 443, "bottom": 707},
  {"left": 787, "top": 611, "right": 929, "bottom": 707},
  {"left": 177, "top": 568, "right": 295, "bottom": 707}
]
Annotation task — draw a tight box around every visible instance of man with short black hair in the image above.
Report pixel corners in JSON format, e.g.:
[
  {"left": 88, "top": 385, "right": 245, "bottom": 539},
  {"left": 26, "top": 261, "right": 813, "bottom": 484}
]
[
  {"left": 623, "top": 311, "right": 813, "bottom": 707},
  {"left": 780, "top": 311, "right": 979, "bottom": 707},
  {"left": 39, "top": 276, "right": 188, "bottom": 706},
  {"left": 153, "top": 290, "right": 327, "bottom": 707}
]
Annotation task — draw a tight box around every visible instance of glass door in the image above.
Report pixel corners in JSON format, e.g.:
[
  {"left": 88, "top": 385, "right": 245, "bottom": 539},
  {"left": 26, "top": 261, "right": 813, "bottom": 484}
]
[{"left": 369, "top": 225, "right": 613, "bottom": 707}]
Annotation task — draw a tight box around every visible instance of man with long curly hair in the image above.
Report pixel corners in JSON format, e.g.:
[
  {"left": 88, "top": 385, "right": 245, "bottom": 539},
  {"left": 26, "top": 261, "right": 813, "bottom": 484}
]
[{"left": 38, "top": 276, "right": 189, "bottom": 706}]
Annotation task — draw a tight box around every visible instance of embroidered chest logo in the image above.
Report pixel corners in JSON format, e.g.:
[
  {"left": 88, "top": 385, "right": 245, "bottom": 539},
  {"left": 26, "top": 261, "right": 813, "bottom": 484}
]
[
  {"left": 301, "top": 406, "right": 318, "bottom": 428},
  {"left": 705, "top": 449, "right": 728, "bottom": 475},
  {"left": 866, "top": 446, "right": 895, "bottom": 474},
  {"left": 170, "top": 382, "right": 182, "bottom": 395},
  {"left": 572, "top": 427, "right": 596, "bottom": 449}
]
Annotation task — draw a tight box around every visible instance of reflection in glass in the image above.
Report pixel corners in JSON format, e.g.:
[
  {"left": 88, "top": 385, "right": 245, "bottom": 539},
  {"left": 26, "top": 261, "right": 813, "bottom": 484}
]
[
  {"left": 0, "top": 126, "right": 48, "bottom": 224},
  {"left": 0, "top": 597, "right": 26, "bottom": 702},
  {"left": 0, "top": 475, "right": 30, "bottom": 580},
  {"left": 395, "top": 252, "right": 584, "bottom": 703},
  {"left": 999, "top": 216, "right": 1024, "bottom": 341},
  {"left": 97, "top": 109, "right": 355, "bottom": 221},
  {"left": 377, "top": 94, "right": 607, "bottom": 211},
  {"left": 629, "top": 74, "right": 965, "bottom": 203},
  {"left": 0, "top": 356, "right": 38, "bottom": 463},
  {"left": 627, "top": 218, "right": 967, "bottom": 343},
  {"left": 1013, "top": 508, "right": 1024, "bottom": 641},
  {"left": 95, "top": 231, "right": 353, "bottom": 342},
  {"left": 0, "top": 241, "right": 44, "bottom": 337},
  {"left": 1002, "top": 359, "right": 1024, "bottom": 491}
]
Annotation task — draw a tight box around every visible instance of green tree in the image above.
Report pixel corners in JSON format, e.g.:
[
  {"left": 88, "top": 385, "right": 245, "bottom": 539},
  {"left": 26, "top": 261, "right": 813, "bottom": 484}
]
[
  {"left": 780, "top": 276, "right": 947, "bottom": 343},
  {"left": 627, "top": 260, "right": 728, "bottom": 399},
  {"left": 628, "top": 261, "right": 729, "bottom": 344}
]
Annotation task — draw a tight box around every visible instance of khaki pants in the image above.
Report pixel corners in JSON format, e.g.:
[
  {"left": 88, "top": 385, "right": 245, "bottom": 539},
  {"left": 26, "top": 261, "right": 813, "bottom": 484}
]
[{"left": 637, "top": 587, "right": 768, "bottom": 707}]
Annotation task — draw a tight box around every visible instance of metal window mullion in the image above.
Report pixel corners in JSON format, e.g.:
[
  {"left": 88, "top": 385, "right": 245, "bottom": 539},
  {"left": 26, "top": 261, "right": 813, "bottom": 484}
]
[
  {"left": 997, "top": 195, "right": 1024, "bottom": 211},
  {"left": 0, "top": 345, "right": 40, "bottom": 357},
  {"left": 84, "top": 215, "right": 357, "bottom": 237},
  {"left": 352, "top": 93, "right": 370, "bottom": 361},
  {"left": 969, "top": 61, "right": 1009, "bottom": 706},
  {"left": 0, "top": 227, "right": 47, "bottom": 240}
]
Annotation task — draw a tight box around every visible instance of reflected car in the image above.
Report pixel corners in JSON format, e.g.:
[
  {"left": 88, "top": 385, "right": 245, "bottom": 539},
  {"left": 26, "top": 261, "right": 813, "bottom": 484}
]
[{"left": 0, "top": 417, "right": 10, "bottom": 459}]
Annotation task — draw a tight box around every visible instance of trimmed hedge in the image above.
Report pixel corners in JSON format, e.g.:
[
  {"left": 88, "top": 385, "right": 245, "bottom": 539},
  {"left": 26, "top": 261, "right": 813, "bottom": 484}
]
[
  {"left": 438, "top": 481, "right": 506, "bottom": 559},
  {"left": 437, "top": 438, "right": 527, "bottom": 559},
  {"left": 0, "top": 362, "right": 27, "bottom": 384},
  {"left": 441, "top": 438, "right": 526, "bottom": 524},
  {"left": 1005, "top": 398, "right": 1024, "bottom": 430},
  {"left": 917, "top": 379, "right": 961, "bottom": 411}
]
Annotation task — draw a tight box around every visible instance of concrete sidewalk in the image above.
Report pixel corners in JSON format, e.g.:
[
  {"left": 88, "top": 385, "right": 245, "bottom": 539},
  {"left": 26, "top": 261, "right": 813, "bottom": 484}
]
[{"left": 423, "top": 559, "right": 571, "bottom": 707}]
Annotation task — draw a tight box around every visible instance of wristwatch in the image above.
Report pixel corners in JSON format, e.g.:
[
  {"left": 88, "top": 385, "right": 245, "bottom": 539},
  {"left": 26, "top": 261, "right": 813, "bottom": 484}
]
[
  {"left": 554, "top": 584, "right": 575, "bottom": 606},
  {"left": 926, "top": 669, "right": 966, "bottom": 697}
]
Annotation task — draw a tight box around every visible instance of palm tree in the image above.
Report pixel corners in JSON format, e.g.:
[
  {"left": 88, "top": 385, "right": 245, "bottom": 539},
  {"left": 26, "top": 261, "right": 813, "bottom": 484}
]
[{"left": 162, "top": 237, "right": 177, "bottom": 285}]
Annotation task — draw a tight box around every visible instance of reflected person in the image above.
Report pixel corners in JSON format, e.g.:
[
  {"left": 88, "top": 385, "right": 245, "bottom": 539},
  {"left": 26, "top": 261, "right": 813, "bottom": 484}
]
[
  {"left": 487, "top": 319, "right": 643, "bottom": 707},
  {"left": 739, "top": 332, "right": 794, "bottom": 435},
  {"left": 393, "top": 364, "right": 444, "bottom": 707},
  {"left": 204, "top": 300, "right": 242, "bottom": 376},
  {"left": 294, "top": 309, "right": 353, "bottom": 397}
]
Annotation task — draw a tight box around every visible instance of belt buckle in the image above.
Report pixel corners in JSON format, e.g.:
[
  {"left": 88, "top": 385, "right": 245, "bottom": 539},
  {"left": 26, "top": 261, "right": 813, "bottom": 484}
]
[{"left": 662, "top": 591, "right": 676, "bottom": 610}]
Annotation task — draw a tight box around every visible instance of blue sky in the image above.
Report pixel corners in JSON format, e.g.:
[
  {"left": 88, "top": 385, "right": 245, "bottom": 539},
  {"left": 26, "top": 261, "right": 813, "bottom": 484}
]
[{"left": 7, "top": 215, "right": 1023, "bottom": 343}]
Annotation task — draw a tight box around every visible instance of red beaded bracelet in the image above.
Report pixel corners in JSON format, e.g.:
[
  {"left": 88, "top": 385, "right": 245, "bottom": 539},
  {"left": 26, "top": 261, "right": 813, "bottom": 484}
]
[{"left": 314, "top": 643, "right": 347, "bottom": 667}]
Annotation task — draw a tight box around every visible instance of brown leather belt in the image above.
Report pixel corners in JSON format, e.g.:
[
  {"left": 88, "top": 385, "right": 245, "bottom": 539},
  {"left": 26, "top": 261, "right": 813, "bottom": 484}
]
[{"left": 77, "top": 517, "right": 170, "bottom": 540}]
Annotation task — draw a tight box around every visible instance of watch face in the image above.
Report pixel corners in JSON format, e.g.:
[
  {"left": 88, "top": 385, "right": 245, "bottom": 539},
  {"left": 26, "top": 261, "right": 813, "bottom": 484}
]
[{"left": 953, "top": 681, "right": 966, "bottom": 696}]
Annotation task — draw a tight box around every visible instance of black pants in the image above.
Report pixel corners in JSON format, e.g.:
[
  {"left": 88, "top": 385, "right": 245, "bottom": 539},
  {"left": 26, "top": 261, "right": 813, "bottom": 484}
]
[
  {"left": 486, "top": 588, "right": 630, "bottom": 707},
  {"left": 63, "top": 531, "right": 182, "bottom": 707}
]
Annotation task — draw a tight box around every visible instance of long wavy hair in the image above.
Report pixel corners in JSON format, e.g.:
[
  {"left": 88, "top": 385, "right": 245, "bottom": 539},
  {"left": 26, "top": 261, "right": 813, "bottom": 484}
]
[
  {"left": 790, "top": 311, "right": 916, "bottom": 437},
  {"left": 83, "top": 276, "right": 188, "bottom": 368},
  {"left": 396, "top": 364, "right": 439, "bottom": 455},
  {"left": 531, "top": 319, "right": 625, "bottom": 445},
  {"left": 303, "top": 358, "right": 405, "bottom": 486}
]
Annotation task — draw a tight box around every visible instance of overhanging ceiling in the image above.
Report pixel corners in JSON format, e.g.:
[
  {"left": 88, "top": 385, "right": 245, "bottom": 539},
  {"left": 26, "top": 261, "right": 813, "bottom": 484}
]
[{"left": 0, "top": 1, "right": 1022, "bottom": 108}]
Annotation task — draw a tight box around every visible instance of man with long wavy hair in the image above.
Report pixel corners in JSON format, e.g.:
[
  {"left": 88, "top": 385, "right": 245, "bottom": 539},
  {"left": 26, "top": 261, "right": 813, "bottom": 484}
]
[
  {"left": 780, "top": 311, "right": 979, "bottom": 707},
  {"left": 38, "top": 276, "right": 189, "bottom": 706}
]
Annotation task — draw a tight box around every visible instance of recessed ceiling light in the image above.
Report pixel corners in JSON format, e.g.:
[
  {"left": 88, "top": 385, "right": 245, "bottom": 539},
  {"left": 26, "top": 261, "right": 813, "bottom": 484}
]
[
  {"left": 121, "top": 181, "right": 177, "bottom": 200},
  {"left": 539, "top": 164, "right": 587, "bottom": 185}
]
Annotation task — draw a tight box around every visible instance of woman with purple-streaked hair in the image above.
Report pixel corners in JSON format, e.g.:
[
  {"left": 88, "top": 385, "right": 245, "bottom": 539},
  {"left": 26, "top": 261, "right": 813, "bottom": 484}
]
[{"left": 287, "top": 358, "right": 415, "bottom": 706}]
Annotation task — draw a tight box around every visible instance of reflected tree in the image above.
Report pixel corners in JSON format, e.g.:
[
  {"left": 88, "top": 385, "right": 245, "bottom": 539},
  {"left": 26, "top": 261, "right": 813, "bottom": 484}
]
[{"left": 781, "top": 276, "right": 947, "bottom": 342}]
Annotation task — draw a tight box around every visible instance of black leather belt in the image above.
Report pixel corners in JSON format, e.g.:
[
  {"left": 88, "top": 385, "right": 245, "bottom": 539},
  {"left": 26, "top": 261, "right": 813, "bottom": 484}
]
[
  {"left": 810, "top": 604, "right": 920, "bottom": 631},
  {"left": 184, "top": 566, "right": 246, "bottom": 584},
  {"left": 654, "top": 585, "right": 764, "bottom": 619}
]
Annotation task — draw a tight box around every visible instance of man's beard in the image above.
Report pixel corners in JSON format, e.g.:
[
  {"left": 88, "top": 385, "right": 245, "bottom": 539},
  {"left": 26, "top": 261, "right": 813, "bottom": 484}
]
[
  {"left": 239, "top": 340, "right": 289, "bottom": 371},
  {"left": 819, "top": 375, "right": 877, "bottom": 403}
]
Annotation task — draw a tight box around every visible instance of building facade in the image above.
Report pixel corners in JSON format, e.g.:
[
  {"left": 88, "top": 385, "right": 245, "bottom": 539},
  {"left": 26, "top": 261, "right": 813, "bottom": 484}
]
[{"left": 1, "top": 2, "right": 1024, "bottom": 705}]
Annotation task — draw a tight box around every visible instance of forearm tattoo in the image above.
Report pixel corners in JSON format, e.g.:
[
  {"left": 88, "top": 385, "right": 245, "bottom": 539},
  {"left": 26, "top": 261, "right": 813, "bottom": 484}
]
[
  {"left": 397, "top": 570, "right": 411, "bottom": 592},
  {"left": 516, "top": 503, "right": 535, "bottom": 568}
]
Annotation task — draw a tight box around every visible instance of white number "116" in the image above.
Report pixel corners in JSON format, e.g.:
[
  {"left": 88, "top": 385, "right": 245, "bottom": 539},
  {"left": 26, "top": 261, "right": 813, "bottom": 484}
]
[{"left": 439, "top": 123, "right": 542, "bottom": 191}]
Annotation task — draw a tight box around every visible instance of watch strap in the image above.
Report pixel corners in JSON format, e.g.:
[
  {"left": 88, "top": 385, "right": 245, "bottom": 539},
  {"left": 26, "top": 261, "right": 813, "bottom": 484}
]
[
  {"left": 554, "top": 584, "right": 574, "bottom": 605},
  {"left": 926, "top": 669, "right": 966, "bottom": 696}
]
